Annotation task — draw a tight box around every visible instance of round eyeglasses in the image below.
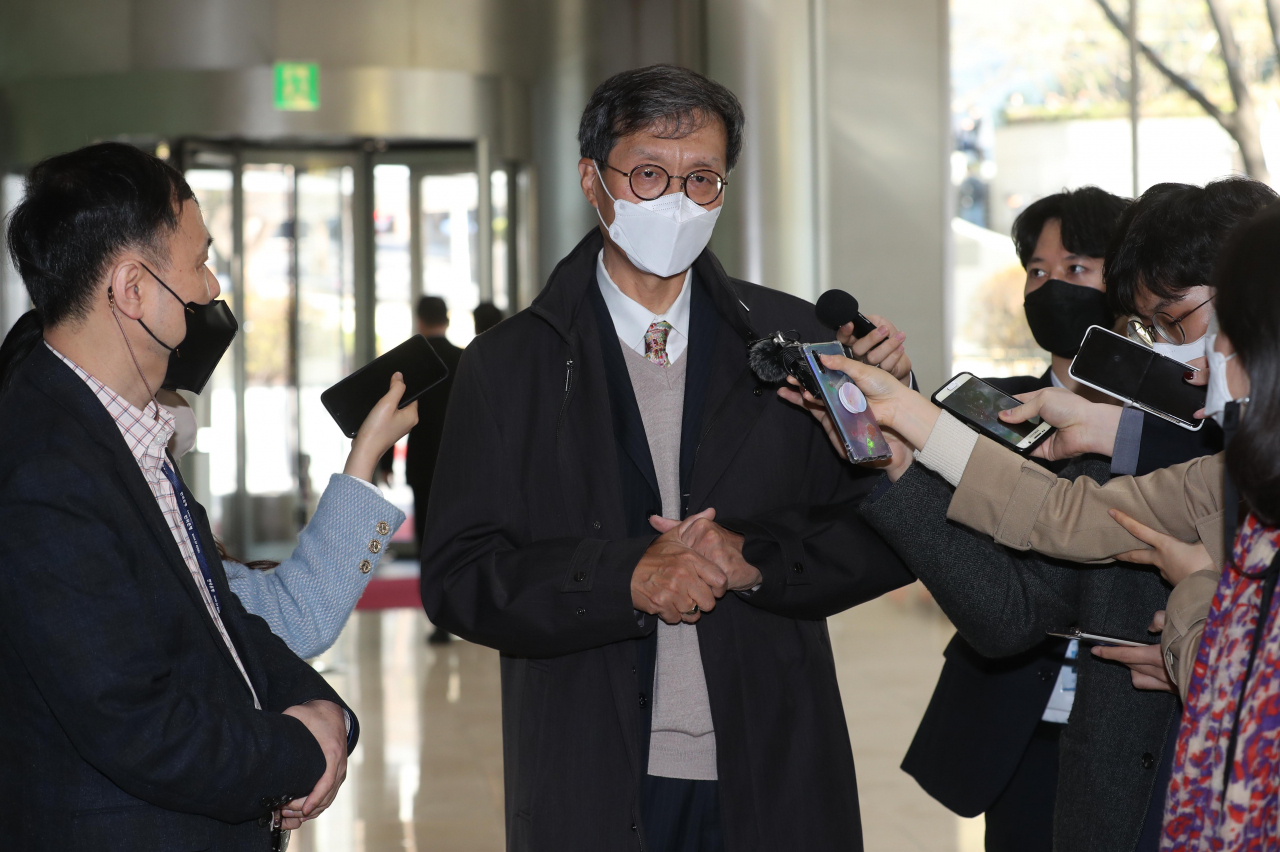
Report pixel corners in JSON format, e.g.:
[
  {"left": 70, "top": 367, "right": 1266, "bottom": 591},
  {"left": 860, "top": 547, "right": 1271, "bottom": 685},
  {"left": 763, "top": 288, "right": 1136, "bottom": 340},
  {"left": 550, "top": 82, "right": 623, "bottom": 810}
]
[
  {"left": 602, "top": 162, "right": 727, "bottom": 206},
  {"left": 1126, "top": 296, "right": 1213, "bottom": 347}
]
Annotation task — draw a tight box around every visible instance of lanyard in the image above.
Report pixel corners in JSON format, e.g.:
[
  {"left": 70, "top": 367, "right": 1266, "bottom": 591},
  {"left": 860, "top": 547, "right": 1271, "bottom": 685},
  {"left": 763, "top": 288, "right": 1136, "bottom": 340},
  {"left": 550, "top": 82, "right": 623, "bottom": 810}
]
[{"left": 160, "top": 460, "right": 222, "bottom": 614}]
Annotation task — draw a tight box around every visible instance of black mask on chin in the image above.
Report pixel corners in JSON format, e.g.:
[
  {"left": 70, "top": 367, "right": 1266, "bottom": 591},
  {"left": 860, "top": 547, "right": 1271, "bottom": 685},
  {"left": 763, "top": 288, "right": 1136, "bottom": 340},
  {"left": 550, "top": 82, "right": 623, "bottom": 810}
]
[
  {"left": 1023, "top": 279, "right": 1112, "bottom": 359},
  {"left": 136, "top": 263, "right": 238, "bottom": 394}
]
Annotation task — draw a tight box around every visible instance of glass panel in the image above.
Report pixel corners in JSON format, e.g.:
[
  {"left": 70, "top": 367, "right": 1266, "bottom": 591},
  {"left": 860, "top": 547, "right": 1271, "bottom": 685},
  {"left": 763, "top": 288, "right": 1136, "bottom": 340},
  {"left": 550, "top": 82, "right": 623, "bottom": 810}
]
[
  {"left": 241, "top": 164, "right": 298, "bottom": 560},
  {"left": 1, "top": 174, "right": 28, "bottom": 337},
  {"left": 374, "top": 164, "right": 413, "bottom": 357},
  {"left": 491, "top": 169, "right": 510, "bottom": 312},
  {"left": 422, "top": 173, "right": 480, "bottom": 347},
  {"left": 183, "top": 168, "right": 237, "bottom": 537},
  {"left": 296, "top": 167, "right": 356, "bottom": 519}
]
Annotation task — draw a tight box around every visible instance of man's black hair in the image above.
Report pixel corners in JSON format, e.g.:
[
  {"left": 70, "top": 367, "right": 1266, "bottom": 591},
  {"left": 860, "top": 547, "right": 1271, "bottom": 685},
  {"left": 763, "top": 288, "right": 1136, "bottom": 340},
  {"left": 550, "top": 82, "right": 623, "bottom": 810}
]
[
  {"left": 473, "top": 302, "right": 504, "bottom": 335},
  {"left": 1215, "top": 202, "right": 1280, "bottom": 525},
  {"left": 417, "top": 295, "right": 449, "bottom": 327},
  {"left": 578, "top": 64, "right": 746, "bottom": 172},
  {"left": 1105, "top": 177, "right": 1277, "bottom": 317},
  {"left": 1010, "top": 186, "right": 1131, "bottom": 269},
  {"left": 6, "top": 142, "right": 195, "bottom": 328}
]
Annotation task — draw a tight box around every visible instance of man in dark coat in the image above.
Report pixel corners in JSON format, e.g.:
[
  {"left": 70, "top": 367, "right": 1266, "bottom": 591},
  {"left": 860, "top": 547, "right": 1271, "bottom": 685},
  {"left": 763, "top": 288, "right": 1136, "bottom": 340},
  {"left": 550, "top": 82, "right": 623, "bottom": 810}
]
[
  {"left": 0, "top": 142, "right": 358, "bottom": 851},
  {"left": 899, "top": 186, "right": 1130, "bottom": 852},
  {"left": 419, "top": 65, "right": 912, "bottom": 852}
]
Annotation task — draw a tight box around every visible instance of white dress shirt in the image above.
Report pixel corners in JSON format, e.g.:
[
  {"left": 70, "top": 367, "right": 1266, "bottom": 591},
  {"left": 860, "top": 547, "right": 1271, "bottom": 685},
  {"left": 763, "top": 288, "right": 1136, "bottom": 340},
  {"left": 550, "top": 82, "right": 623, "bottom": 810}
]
[{"left": 596, "top": 250, "right": 692, "bottom": 363}]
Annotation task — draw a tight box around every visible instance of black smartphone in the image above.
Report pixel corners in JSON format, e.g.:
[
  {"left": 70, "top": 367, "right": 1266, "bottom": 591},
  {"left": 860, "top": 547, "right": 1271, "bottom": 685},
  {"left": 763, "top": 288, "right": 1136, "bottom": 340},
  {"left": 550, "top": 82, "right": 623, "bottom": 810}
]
[
  {"left": 320, "top": 335, "right": 450, "bottom": 438},
  {"left": 931, "top": 372, "right": 1055, "bottom": 455},
  {"left": 1069, "top": 325, "right": 1205, "bottom": 431}
]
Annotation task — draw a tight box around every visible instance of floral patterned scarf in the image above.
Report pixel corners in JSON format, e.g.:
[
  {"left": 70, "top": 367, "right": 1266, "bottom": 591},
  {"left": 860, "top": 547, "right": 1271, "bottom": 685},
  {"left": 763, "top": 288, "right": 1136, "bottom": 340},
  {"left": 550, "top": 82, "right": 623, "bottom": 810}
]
[{"left": 1162, "top": 513, "right": 1280, "bottom": 851}]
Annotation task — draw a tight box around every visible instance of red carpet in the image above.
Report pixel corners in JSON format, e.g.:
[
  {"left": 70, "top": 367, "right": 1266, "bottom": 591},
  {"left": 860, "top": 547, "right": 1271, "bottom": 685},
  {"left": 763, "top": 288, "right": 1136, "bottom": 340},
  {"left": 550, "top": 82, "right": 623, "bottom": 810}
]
[{"left": 355, "top": 575, "right": 422, "bottom": 610}]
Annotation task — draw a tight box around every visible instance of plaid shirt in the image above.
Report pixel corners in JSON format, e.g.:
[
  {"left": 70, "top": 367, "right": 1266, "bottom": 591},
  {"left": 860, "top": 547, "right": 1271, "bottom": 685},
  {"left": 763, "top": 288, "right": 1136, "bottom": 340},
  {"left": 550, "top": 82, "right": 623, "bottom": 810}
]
[{"left": 47, "top": 344, "right": 260, "bottom": 708}]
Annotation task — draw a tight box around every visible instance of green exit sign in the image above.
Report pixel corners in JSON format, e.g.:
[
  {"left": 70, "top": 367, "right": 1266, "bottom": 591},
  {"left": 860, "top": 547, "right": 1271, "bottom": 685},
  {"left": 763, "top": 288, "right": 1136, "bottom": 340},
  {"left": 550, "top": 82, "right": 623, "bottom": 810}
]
[{"left": 274, "top": 62, "right": 319, "bottom": 111}]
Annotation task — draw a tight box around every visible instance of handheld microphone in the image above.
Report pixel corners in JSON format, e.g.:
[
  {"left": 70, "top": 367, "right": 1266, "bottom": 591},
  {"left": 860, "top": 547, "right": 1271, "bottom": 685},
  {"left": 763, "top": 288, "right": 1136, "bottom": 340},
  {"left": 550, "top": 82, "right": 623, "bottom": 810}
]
[{"left": 815, "top": 290, "right": 879, "bottom": 339}]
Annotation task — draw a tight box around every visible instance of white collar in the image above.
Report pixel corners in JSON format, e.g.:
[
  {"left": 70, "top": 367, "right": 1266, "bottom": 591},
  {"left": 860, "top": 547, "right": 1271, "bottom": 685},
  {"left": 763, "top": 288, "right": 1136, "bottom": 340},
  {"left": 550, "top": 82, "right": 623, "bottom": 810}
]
[{"left": 595, "top": 250, "right": 692, "bottom": 358}]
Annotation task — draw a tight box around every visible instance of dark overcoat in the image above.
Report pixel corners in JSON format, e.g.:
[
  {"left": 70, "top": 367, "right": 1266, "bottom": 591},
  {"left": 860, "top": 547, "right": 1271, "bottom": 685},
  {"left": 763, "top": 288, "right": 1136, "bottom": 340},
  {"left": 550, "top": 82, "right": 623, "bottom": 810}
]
[
  {"left": 420, "top": 229, "right": 913, "bottom": 852},
  {"left": 0, "top": 343, "right": 358, "bottom": 852}
]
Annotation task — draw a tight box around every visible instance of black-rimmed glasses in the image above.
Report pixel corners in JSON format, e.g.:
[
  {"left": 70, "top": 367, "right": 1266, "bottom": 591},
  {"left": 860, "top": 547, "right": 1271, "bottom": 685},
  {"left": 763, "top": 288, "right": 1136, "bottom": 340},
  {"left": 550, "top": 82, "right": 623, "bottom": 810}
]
[
  {"left": 601, "top": 162, "right": 727, "bottom": 206},
  {"left": 1126, "top": 296, "right": 1213, "bottom": 346}
]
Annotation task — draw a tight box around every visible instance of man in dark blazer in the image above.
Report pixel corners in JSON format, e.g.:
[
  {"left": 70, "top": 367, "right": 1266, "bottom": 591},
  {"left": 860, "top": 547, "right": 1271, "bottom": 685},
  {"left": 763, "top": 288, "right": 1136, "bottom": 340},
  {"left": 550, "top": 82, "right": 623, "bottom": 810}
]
[
  {"left": 420, "top": 65, "right": 912, "bottom": 852},
  {"left": 0, "top": 142, "right": 357, "bottom": 851},
  {"left": 899, "top": 187, "right": 1130, "bottom": 852}
]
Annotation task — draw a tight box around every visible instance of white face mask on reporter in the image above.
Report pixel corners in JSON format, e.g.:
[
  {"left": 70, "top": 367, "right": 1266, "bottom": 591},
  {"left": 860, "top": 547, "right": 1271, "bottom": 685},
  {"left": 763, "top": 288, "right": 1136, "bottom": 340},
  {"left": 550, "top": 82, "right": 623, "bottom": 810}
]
[
  {"left": 1151, "top": 334, "right": 1207, "bottom": 364},
  {"left": 594, "top": 162, "right": 722, "bottom": 278},
  {"left": 161, "top": 399, "right": 199, "bottom": 459},
  {"left": 1202, "top": 314, "right": 1242, "bottom": 427}
]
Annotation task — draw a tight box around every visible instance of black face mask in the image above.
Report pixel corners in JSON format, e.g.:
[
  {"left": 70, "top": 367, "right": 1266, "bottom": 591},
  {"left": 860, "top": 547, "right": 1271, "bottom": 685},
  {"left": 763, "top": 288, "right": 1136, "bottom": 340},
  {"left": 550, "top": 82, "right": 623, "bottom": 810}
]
[
  {"left": 1023, "top": 278, "right": 1112, "bottom": 359},
  {"left": 137, "top": 263, "right": 238, "bottom": 394}
]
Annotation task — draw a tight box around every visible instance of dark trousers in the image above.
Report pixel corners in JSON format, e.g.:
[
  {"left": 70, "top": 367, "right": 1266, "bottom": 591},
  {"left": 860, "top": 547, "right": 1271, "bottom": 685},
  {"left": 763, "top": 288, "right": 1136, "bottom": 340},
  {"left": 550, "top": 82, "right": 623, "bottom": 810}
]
[
  {"left": 984, "top": 722, "right": 1060, "bottom": 852},
  {"left": 641, "top": 775, "right": 724, "bottom": 852}
]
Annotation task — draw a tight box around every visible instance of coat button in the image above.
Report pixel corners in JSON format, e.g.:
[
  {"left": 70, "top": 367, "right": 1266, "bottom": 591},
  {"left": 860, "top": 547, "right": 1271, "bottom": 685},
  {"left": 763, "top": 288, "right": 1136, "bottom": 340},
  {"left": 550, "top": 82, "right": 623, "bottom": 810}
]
[
  {"left": 574, "top": 571, "right": 586, "bottom": 582},
  {"left": 368, "top": 539, "right": 382, "bottom": 554},
  {"left": 376, "top": 521, "right": 390, "bottom": 536},
  {"left": 592, "top": 520, "right": 602, "bottom": 530},
  {"left": 638, "top": 693, "right": 647, "bottom": 707},
  {"left": 793, "top": 562, "right": 804, "bottom": 573},
  {"left": 1142, "top": 752, "right": 1155, "bottom": 769},
  {"left": 576, "top": 607, "right": 587, "bottom": 616},
  {"left": 1039, "top": 669, "right": 1056, "bottom": 682},
  {"left": 631, "top": 823, "right": 638, "bottom": 831},
  {"left": 753, "top": 387, "right": 763, "bottom": 397},
  {"left": 359, "top": 559, "right": 373, "bottom": 574}
]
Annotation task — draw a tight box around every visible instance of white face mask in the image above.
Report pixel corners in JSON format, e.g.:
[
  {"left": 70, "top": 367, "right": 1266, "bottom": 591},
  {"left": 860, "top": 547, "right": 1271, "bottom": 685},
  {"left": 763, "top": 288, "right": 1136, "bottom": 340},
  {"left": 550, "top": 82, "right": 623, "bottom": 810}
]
[
  {"left": 1198, "top": 330, "right": 1239, "bottom": 427},
  {"left": 161, "top": 400, "right": 199, "bottom": 459},
  {"left": 594, "top": 163, "right": 721, "bottom": 278},
  {"left": 1151, "top": 334, "right": 1207, "bottom": 364}
]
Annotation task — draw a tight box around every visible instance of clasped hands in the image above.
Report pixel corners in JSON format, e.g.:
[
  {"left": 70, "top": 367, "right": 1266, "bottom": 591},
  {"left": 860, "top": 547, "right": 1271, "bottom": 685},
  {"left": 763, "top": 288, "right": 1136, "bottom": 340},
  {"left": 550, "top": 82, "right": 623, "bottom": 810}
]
[
  {"left": 276, "top": 699, "right": 349, "bottom": 829},
  {"left": 631, "top": 508, "right": 763, "bottom": 625}
]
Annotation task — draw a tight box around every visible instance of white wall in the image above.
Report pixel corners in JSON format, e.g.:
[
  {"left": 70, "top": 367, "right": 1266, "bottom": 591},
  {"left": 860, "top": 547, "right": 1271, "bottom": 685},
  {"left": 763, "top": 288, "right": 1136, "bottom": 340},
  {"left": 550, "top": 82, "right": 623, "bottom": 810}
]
[{"left": 708, "top": 0, "right": 952, "bottom": 391}]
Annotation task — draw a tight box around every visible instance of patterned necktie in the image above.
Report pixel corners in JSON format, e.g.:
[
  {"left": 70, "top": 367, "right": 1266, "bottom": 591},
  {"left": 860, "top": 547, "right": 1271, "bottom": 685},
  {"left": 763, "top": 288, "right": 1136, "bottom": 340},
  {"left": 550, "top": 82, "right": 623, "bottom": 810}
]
[{"left": 644, "top": 321, "right": 674, "bottom": 367}]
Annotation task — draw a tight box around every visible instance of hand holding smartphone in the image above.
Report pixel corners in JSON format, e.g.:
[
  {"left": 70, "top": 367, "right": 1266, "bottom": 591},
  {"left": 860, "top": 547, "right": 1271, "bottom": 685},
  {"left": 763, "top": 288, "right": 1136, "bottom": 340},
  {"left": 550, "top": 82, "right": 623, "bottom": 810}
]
[
  {"left": 931, "top": 372, "right": 1055, "bottom": 455},
  {"left": 800, "top": 342, "right": 893, "bottom": 463},
  {"left": 321, "top": 335, "right": 450, "bottom": 438},
  {"left": 1069, "top": 325, "right": 1205, "bottom": 431}
]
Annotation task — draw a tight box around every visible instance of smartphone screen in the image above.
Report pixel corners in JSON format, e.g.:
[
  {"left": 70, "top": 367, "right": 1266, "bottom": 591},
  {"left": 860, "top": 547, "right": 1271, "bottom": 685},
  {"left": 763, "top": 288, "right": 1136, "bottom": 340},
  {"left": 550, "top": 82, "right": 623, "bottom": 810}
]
[
  {"left": 321, "top": 335, "right": 450, "bottom": 438},
  {"left": 802, "top": 342, "right": 893, "bottom": 463},
  {"left": 934, "top": 374, "right": 1042, "bottom": 448},
  {"left": 1070, "top": 326, "right": 1205, "bottom": 426}
]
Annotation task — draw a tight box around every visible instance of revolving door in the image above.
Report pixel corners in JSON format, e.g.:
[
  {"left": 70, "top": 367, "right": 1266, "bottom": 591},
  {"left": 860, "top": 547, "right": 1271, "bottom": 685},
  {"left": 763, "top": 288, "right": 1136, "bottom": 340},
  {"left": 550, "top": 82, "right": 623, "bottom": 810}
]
[{"left": 177, "top": 141, "right": 526, "bottom": 561}]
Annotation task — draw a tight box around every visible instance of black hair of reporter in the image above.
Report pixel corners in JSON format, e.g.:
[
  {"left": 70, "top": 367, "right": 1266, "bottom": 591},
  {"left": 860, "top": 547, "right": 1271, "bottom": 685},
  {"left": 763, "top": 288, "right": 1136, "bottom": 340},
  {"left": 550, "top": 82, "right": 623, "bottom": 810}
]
[
  {"left": 1215, "top": 204, "right": 1280, "bottom": 526},
  {"left": 0, "top": 309, "right": 42, "bottom": 394},
  {"left": 1105, "top": 177, "right": 1279, "bottom": 319},
  {"left": 1012, "top": 186, "right": 1131, "bottom": 360}
]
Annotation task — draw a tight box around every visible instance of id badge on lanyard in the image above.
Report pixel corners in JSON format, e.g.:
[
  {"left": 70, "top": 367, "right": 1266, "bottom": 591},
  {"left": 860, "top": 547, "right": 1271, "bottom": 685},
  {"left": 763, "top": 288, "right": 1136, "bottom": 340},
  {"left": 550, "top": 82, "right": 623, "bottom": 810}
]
[{"left": 160, "top": 460, "right": 221, "bottom": 612}]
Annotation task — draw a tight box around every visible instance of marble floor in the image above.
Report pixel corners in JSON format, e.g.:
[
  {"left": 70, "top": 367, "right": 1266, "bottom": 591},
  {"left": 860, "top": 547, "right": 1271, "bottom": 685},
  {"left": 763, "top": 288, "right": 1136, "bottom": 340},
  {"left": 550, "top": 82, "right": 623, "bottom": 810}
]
[{"left": 290, "top": 576, "right": 983, "bottom": 852}]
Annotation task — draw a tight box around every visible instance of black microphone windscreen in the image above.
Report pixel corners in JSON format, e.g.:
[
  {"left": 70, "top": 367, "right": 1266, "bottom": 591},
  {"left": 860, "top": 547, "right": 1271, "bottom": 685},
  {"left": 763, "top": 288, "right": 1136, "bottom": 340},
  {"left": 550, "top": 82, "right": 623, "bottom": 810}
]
[
  {"left": 814, "top": 289, "right": 865, "bottom": 327},
  {"left": 815, "top": 290, "right": 860, "bottom": 330}
]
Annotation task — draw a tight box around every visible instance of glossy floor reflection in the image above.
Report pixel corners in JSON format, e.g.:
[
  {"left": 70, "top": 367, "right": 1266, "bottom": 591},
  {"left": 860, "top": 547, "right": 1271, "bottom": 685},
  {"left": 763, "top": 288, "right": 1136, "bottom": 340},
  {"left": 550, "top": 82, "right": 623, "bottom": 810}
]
[{"left": 293, "top": 579, "right": 980, "bottom": 852}]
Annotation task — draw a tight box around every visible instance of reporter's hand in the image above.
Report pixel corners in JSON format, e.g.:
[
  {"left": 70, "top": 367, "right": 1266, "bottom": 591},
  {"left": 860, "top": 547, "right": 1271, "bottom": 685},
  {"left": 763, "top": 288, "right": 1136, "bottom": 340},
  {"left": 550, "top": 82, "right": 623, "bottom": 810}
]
[
  {"left": 343, "top": 372, "right": 420, "bottom": 483},
  {"left": 1110, "top": 509, "right": 1216, "bottom": 585},
  {"left": 996, "top": 388, "right": 1121, "bottom": 461},
  {"left": 648, "top": 508, "right": 763, "bottom": 592},
  {"left": 1091, "top": 611, "right": 1173, "bottom": 693},
  {"left": 843, "top": 314, "right": 913, "bottom": 386},
  {"left": 280, "top": 699, "right": 349, "bottom": 823},
  {"left": 632, "top": 509, "right": 724, "bottom": 624}
]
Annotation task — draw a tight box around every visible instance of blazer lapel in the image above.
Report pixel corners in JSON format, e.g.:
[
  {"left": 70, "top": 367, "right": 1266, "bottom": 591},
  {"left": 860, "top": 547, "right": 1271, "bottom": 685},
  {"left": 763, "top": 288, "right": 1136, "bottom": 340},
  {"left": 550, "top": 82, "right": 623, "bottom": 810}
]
[{"left": 30, "top": 347, "right": 246, "bottom": 677}]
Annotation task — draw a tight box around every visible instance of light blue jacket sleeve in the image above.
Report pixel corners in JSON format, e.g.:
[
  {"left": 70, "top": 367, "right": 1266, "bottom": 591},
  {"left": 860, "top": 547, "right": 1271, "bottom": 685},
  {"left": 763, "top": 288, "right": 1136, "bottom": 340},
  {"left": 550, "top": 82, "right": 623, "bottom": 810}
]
[{"left": 224, "top": 474, "right": 406, "bottom": 658}]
